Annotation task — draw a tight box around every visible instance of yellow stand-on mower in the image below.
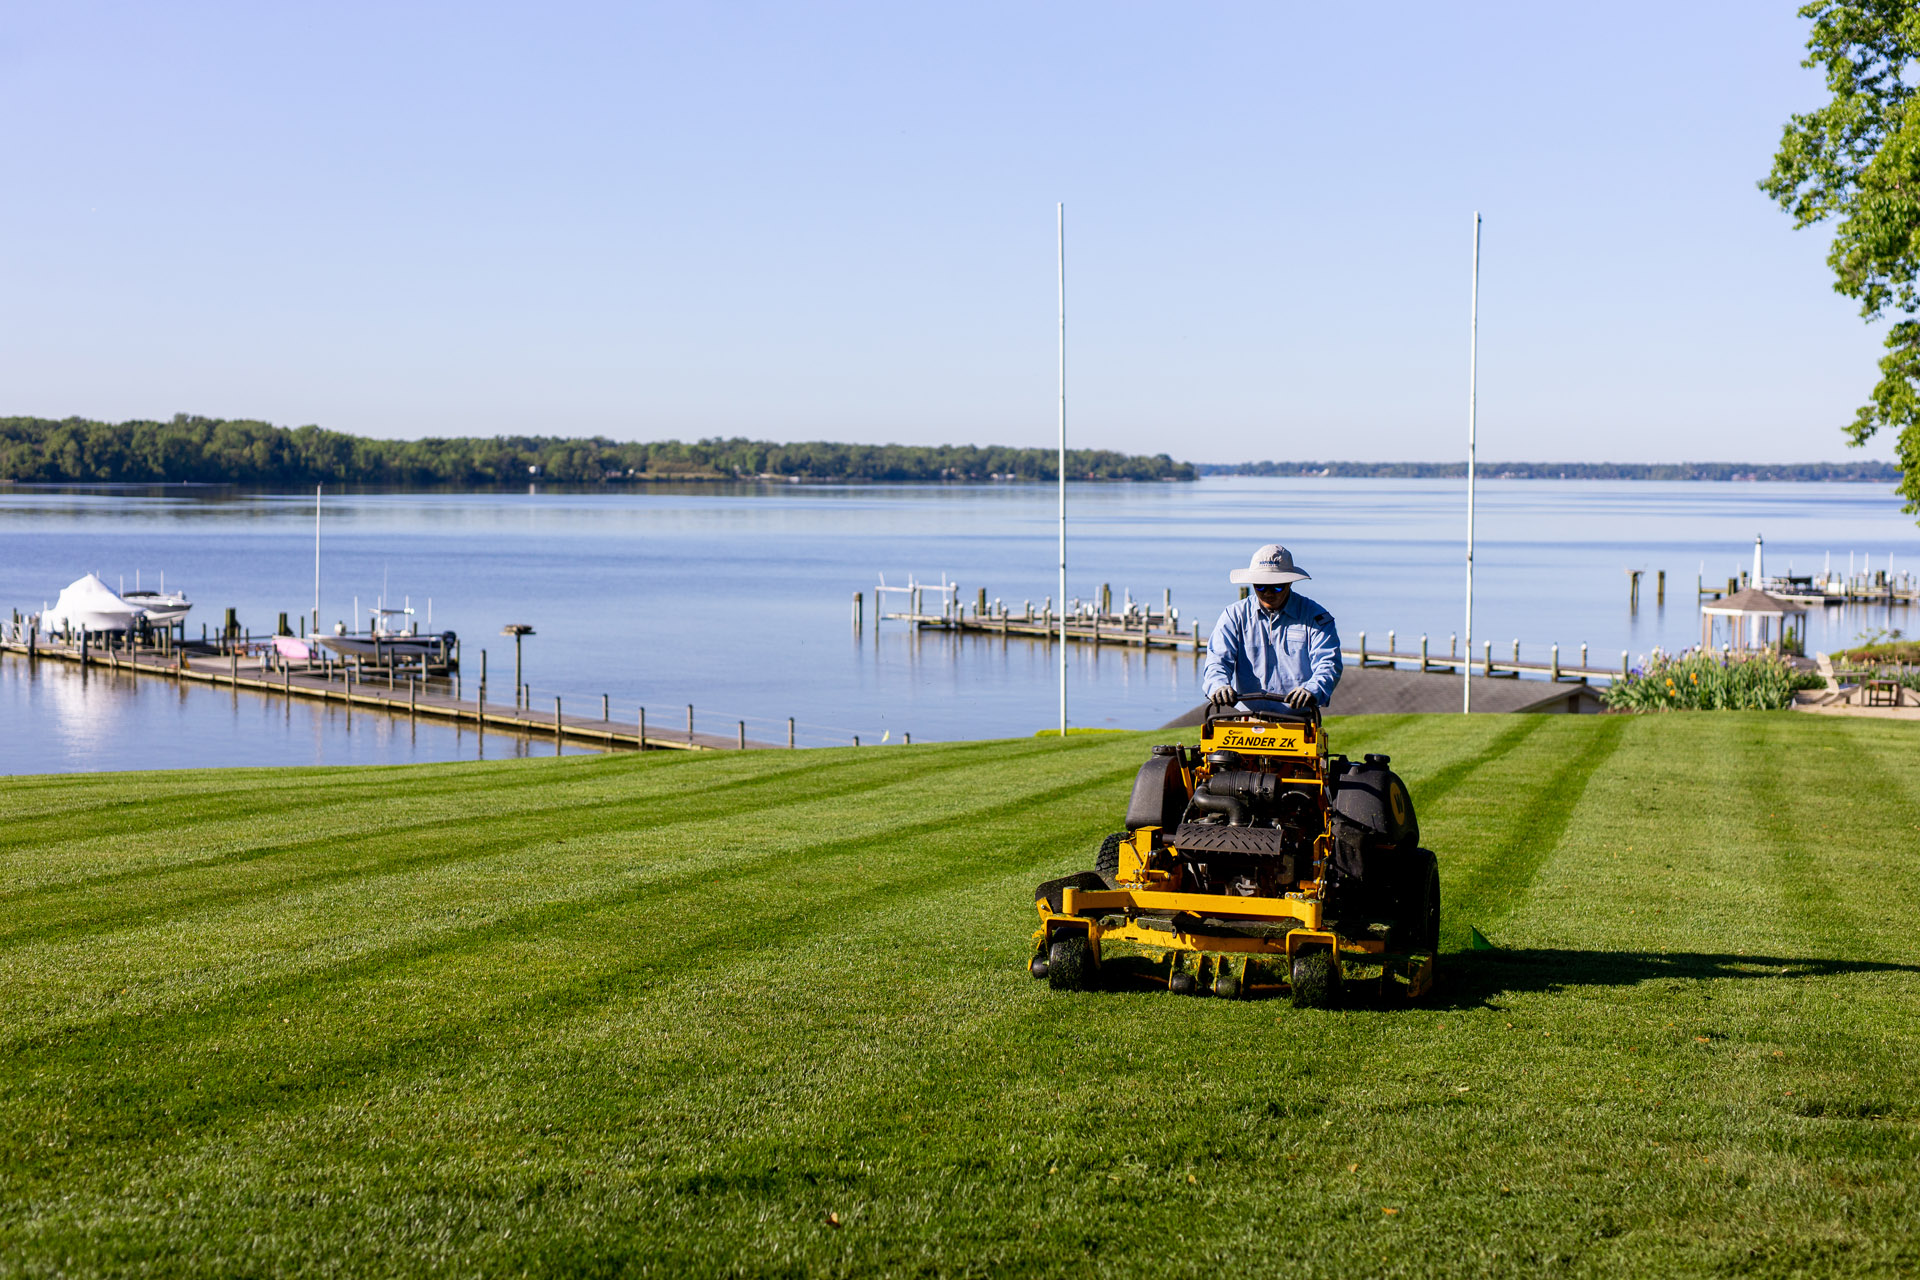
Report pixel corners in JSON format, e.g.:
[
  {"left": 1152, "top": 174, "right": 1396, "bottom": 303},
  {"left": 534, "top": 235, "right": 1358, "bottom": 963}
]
[{"left": 1030, "top": 693, "right": 1438, "bottom": 1006}]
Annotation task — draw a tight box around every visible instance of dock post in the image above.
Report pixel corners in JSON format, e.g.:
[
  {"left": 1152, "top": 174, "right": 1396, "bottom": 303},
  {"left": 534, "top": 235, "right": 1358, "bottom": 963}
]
[
  {"left": 1101, "top": 584, "right": 1111, "bottom": 614},
  {"left": 1357, "top": 631, "right": 1366, "bottom": 664},
  {"left": 1512, "top": 639, "right": 1520, "bottom": 665},
  {"left": 1163, "top": 588, "right": 1171, "bottom": 619},
  {"left": 1582, "top": 643, "right": 1589, "bottom": 670},
  {"left": 410, "top": 676, "right": 418, "bottom": 716},
  {"left": 1192, "top": 620, "right": 1201, "bottom": 651},
  {"left": 737, "top": 721, "right": 745, "bottom": 749},
  {"left": 977, "top": 587, "right": 987, "bottom": 616},
  {"left": 1421, "top": 634, "right": 1429, "bottom": 671},
  {"left": 1387, "top": 630, "right": 1396, "bottom": 664},
  {"left": 285, "top": 666, "right": 291, "bottom": 695},
  {"left": 687, "top": 705, "right": 694, "bottom": 742},
  {"left": 788, "top": 717, "right": 795, "bottom": 748},
  {"left": 1657, "top": 570, "right": 1665, "bottom": 606},
  {"left": 1552, "top": 644, "right": 1560, "bottom": 680},
  {"left": 230, "top": 650, "right": 237, "bottom": 682},
  {"left": 1622, "top": 650, "right": 1630, "bottom": 679},
  {"left": 638, "top": 706, "right": 645, "bottom": 748},
  {"left": 601, "top": 693, "right": 609, "bottom": 722},
  {"left": 853, "top": 591, "right": 863, "bottom": 629},
  {"left": 556, "top": 696, "right": 562, "bottom": 740},
  {"left": 1483, "top": 640, "right": 1492, "bottom": 677}
]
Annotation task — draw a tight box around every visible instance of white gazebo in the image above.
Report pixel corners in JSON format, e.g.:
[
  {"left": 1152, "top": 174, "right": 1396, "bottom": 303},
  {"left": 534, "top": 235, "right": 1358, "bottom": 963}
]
[{"left": 1700, "top": 587, "right": 1806, "bottom": 653}]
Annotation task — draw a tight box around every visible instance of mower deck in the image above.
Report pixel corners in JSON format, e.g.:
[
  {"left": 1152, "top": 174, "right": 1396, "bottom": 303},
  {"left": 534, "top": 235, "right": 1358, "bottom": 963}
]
[{"left": 1034, "top": 882, "right": 1434, "bottom": 1001}]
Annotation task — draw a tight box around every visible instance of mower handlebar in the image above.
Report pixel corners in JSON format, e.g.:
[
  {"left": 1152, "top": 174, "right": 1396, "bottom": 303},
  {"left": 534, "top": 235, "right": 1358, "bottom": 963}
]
[{"left": 1204, "top": 691, "right": 1322, "bottom": 728}]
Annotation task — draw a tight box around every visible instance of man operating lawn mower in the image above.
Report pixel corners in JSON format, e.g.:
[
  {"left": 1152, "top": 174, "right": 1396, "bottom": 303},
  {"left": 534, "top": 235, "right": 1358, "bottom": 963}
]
[
  {"left": 1203, "top": 543, "right": 1343, "bottom": 713},
  {"left": 1030, "top": 540, "right": 1436, "bottom": 1005}
]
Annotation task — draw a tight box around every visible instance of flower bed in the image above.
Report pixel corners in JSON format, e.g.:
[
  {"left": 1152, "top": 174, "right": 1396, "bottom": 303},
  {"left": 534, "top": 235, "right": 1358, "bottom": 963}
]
[{"left": 1602, "top": 649, "right": 1824, "bottom": 712}]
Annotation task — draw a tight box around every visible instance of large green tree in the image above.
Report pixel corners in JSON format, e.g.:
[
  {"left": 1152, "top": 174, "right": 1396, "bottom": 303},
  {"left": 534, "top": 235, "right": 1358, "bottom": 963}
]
[{"left": 1762, "top": 0, "right": 1920, "bottom": 513}]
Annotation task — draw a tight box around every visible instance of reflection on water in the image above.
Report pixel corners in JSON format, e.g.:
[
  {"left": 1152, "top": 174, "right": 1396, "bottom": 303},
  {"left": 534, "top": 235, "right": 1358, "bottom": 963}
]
[
  {"left": 0, "top": 652, "right": 596, "bottom": 775},
  {"left": 1, "top": 477, "right": 1915, "bottom": 774}
]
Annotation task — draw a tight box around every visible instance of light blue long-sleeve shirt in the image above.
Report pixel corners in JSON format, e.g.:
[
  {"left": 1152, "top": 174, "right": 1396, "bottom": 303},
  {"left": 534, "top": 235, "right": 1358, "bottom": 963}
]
[{"left": 1201, "top": 591, "right": 1344, "bottom": 708}]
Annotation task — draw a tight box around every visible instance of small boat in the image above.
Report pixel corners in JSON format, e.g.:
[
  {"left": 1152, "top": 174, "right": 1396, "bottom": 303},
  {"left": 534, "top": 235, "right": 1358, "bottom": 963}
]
[
  {"left": 121, "top": 589, "right": 193, "bottom": 625},
  {"left": 318, "top": 607, "right": 456, "bottom": 662}
]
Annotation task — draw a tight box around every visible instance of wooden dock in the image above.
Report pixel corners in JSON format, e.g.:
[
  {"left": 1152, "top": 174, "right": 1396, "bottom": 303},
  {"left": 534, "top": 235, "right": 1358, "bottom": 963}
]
[
  {"left": 867, "top": 590, "right": 1630, "bottom": 685},
  {"left": 0, "top": 634, "right": 781, "bottom": 752}
]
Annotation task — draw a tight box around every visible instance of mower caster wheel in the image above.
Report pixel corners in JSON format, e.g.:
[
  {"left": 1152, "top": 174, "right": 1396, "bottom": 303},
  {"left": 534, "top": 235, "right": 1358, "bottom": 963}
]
[
  {"left": 1047, "top": 935, "right": 1097, "bottom": 992},
  {"left": 1291, "top": 951, "right": 1341, "bottom": 1009},
  {"left": 1169, "top": 971, "right": 1195, "bottom": 996},
  {"left": 1029, "top": 956, "right": 1050, "bottom": 980},
  {"left": 1213, "top": 973, "right": 1241, "bottom": 999}
]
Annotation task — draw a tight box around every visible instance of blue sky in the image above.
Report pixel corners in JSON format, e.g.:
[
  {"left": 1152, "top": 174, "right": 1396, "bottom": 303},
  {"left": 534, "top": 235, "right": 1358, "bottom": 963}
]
[{"left": 0, "top": 1, "right": 1896, "bottom": 463}]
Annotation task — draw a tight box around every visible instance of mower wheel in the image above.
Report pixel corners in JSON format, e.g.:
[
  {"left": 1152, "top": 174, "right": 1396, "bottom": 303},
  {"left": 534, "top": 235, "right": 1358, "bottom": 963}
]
[
  {"left": 1291, "top": 950, "right": 1340, "bottom": 1009},
  {"left": 1094, "top": 832, "right": 1128, "bottom": 884},
  {"left": 1395, "top": 850, "right": 1441, "bottom": 955},
  {"left": 1047, "top": 934, "right": 1097, "bottom": 992},
  {"left": 1168, "top": 971, "right": 1196, "bottom": 996}
]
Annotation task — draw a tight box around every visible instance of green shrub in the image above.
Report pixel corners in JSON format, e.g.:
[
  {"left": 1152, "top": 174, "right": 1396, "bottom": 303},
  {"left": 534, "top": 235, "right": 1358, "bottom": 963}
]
[{"left": 1602, "top": 650, "right": 1821, "bottom": 713}]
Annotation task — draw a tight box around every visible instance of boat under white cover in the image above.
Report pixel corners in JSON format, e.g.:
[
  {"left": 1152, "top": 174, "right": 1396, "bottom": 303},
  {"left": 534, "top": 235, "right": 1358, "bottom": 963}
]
[{"left": 40, "top": 574, "right": 143, "bottom": 633}]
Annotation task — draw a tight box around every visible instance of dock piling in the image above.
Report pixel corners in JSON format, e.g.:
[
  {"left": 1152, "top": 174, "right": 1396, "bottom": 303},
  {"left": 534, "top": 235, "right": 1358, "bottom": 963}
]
[
  {"left": 638, "top": 706, "right": 645, "bottom": 747},
  {"left": 601, "top": 693, "right": 609, "bottom": 721},
  {"left": 687, "top": 705, "right": 694, "bottom": 740},
  {"left": 788, "top": 717, "right": 795, "bottom": 748},
  {"left": 738, "top": 721, "right": 745, "bottom": 750}
]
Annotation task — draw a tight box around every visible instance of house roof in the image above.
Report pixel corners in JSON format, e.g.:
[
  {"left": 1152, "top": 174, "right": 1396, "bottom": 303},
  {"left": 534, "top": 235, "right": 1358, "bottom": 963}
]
[{"left": 1160, "top": 665, "right": 1605, "bottom": 723}]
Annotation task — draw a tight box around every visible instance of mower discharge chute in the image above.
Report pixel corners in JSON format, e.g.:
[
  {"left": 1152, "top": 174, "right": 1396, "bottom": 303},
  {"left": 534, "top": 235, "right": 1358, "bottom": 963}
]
[{"left": 1030, "top": 695, "right": 1438, "bottom": 1005}]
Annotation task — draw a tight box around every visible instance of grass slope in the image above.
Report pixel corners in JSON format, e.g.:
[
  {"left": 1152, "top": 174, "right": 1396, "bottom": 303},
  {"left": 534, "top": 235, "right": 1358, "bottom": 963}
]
[{"left": 2, "top": 714, "right": 1917, "bottom": 1278}]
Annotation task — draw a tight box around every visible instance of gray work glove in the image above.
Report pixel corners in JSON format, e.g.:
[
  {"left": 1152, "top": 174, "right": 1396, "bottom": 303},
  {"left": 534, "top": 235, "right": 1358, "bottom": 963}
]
[
  {"left": 1207, "top": 686, "right": 1239, "bottom": 709},
  {"left": 1282, "top": 687, "right": 1316, "bottom": 710}
]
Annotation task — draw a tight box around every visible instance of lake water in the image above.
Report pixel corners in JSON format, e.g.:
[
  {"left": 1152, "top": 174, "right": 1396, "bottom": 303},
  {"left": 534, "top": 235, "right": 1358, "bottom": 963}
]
[{"left": 3, "top": 477, "right": 1915, "bottom": 774}]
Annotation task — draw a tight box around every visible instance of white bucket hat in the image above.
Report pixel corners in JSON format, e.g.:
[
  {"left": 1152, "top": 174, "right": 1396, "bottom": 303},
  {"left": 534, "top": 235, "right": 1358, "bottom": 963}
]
[{"left": 1229, "top": 543, "right": 1312, "bottom": 586}]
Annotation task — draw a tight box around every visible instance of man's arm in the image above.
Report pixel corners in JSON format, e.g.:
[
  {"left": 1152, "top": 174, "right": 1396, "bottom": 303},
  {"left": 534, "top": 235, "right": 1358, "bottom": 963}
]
[
  {"left": 1300, "top": 609, "right": 1344, "bottom": 707},
  {"left": 1201, "top": 606, "right": 1241, "bottom": 696}
]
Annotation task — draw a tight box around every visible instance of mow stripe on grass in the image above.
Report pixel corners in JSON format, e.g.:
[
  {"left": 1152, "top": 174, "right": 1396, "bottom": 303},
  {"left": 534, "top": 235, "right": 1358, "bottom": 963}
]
[{"left": 1433, "top": 715, "right": 1627, "bottom": 945}]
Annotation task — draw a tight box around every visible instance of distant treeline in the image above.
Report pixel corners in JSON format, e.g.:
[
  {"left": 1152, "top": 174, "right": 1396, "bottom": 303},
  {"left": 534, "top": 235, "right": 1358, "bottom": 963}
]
[
  {"left": 1196, "top": 460, "right": 1904, "bottom": 482},
  {"left": 0, "top": 416, "right": 1196, "bottom": 485}
]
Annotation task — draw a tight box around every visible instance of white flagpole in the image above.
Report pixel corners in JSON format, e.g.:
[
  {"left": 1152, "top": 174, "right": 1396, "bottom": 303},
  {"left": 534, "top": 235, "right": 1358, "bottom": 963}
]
[
  {"left": 1058, "top": 202, "right": 1069, "bottom": 737},
  {"left": 1464, "top": 212, "right": 1481, "bottom": 714},
  {"left": 314, "top": 483, "right": 323, "bottom": 633}
]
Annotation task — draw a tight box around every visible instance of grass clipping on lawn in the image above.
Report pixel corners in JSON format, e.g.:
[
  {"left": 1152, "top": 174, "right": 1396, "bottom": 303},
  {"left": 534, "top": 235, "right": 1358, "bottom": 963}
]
[{"left": 2, "top": 713, "right": 1917, "bottom": 1277}]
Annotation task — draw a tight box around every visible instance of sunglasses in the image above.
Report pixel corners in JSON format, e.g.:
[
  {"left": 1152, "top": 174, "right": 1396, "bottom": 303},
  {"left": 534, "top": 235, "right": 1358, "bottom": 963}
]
[{"left": 1253, "top": 582, "right": 1288, "bottom": 594}]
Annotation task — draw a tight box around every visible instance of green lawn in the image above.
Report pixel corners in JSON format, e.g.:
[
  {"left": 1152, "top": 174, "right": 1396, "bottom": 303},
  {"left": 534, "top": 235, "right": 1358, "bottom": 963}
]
[{"left": 2, "top": 713, "right": 1917, "bottom": 1277}]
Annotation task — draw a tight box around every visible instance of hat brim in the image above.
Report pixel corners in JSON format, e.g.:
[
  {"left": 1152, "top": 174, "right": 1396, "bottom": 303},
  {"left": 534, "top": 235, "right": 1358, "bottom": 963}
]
[{"left": 1229, "top": 568, "right": 1310, "bottom": 585}]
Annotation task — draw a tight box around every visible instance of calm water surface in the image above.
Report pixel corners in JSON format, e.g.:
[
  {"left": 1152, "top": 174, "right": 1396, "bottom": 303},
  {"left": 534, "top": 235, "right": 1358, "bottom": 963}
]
[{"left": 3, "top": 477, "right": 1915, "bottom": 774}]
